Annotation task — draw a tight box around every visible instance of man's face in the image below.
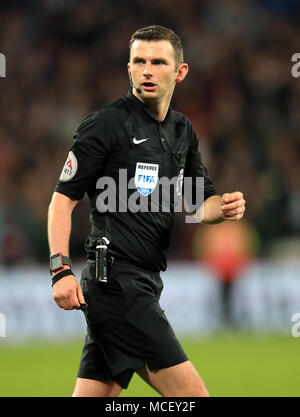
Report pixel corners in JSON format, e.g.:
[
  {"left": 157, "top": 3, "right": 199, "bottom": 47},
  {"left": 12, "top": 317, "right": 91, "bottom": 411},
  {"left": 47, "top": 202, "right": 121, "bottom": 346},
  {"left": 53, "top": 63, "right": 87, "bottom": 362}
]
[{"left": 128, "top": 40, "right": 179, "bottom": 101}]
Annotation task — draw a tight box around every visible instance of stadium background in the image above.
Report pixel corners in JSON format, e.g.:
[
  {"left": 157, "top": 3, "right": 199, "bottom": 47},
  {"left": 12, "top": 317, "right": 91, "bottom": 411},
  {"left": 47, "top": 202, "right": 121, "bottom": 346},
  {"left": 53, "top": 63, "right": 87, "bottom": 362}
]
[{"left": 0, "top": 0, "right": 300, "bottom": 397}]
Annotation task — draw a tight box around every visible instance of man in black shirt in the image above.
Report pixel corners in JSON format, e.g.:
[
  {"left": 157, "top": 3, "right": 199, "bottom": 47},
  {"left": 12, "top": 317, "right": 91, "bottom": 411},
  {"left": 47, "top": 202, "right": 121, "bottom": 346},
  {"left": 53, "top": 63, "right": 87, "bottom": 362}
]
[{"left": 48, "top": 26, "right": 245, "bottom": 397}]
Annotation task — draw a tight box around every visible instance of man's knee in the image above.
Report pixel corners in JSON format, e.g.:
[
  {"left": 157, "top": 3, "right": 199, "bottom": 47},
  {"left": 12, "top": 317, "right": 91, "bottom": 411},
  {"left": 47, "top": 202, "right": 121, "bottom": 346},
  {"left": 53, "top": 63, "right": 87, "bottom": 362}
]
[
  {"left": 198, "top": 387, "right": 210, "bottom": 397},
  {"left": 72, "top": 377, "right": 122, "bottom": 397},
  {"left": 142, "top": 361, "right": 210, "bottom": 397},
  {"left": 176, "top": 380, "right": 209, "bottom": 397}
]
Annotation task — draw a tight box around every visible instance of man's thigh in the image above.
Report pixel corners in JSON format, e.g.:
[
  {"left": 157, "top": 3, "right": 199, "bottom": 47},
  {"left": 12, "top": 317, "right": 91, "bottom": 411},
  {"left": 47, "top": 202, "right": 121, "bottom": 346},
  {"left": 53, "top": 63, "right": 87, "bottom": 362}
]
[
  {"left": 72, "top": 377, "right": 122, "bottom": 397},
  {"left": 137, "top": 360, "right": 209, "bottom": 397}
]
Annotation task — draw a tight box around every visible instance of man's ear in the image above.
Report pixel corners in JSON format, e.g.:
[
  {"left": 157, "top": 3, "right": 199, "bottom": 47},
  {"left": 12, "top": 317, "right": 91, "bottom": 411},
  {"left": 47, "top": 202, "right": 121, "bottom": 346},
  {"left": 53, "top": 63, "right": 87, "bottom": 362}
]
[{"left": 175, "top": 63, "right": 189, "bottom": 84}]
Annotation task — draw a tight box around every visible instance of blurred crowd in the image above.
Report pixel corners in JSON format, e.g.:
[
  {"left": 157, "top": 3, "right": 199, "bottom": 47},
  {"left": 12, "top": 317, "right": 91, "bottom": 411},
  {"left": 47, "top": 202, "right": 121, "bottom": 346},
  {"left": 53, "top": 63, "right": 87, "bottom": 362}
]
[{"left": 0, "top": 0, "right": 299, "bottom": 266}]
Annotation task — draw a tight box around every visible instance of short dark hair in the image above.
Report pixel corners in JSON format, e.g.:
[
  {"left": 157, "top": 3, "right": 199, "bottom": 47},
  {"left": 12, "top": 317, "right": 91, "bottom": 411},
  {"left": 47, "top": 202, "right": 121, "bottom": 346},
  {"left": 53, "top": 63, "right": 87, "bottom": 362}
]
[{"left": 129, "top": 25, "right": 184, "bottom": 68}]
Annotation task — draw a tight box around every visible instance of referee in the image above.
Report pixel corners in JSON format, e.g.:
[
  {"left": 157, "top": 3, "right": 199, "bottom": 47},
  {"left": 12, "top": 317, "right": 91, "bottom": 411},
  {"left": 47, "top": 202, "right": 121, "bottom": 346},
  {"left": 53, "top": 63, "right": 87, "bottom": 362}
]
[{"left": 48, "top": 26, "right": 245, "bottom": 397}]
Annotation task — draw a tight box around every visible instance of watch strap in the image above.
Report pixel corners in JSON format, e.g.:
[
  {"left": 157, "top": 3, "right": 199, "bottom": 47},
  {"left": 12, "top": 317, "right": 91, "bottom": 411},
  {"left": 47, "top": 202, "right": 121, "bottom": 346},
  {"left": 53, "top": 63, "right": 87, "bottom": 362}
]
[
  {"left": 61, "top": 255, "right": 72, "bottom": 268},
  {"left": 52, "top": 269, "right": 74, "bottom": 287}
]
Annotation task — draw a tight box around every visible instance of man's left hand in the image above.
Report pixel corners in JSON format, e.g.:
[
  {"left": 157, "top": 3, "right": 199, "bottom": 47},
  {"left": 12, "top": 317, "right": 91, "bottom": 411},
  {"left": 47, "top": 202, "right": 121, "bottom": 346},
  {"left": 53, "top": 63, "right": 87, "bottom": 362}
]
[{"left": 221, "top": 192, "right": 245, "bottom": 221}]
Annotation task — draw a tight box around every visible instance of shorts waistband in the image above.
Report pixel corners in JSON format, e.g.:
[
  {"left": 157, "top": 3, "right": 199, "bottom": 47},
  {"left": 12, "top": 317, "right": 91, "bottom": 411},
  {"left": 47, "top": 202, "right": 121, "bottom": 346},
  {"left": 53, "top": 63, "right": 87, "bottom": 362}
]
[{"left": 86, "top": 256, "right": 160, "bottom": 276}]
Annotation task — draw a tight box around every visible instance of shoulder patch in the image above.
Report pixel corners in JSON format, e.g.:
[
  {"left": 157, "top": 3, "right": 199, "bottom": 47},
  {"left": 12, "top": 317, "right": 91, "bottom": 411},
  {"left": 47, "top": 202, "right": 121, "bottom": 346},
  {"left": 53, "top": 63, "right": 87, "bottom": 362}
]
[{"left": 59, "top": 151, "right": 78, "bottom": 182}]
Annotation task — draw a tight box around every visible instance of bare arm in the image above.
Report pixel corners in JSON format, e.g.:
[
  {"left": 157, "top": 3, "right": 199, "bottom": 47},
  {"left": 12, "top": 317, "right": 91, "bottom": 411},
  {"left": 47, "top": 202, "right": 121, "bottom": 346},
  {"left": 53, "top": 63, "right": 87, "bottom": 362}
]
[
  {"left": 48, "top": 192, "right": 85, "bottom": 310},
  {"left": 48, "top": 191, "right": 78, "bottom": 256},
  {"left": 201, "top": 195, "right": 224, "bottom": 225},
  {"left": 195, "top": 192, "right": 246, "bottom": 224}
]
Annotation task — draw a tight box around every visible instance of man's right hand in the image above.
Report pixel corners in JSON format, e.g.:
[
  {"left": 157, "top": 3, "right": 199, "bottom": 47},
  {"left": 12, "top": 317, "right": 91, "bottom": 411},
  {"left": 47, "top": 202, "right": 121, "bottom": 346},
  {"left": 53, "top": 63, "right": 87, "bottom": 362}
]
[{"left": 52, "top": 273, "right": 85, "bottom": 310}]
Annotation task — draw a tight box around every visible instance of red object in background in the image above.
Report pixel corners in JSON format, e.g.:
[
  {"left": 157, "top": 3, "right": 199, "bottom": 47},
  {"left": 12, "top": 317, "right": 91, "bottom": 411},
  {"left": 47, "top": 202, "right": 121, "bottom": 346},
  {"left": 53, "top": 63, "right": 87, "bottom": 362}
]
[
  {"left": 194, "top": 221, "right": 255, "bottom": 282},
  {"left": 203, "top": 246, "right": 249, "bottom": 283}
]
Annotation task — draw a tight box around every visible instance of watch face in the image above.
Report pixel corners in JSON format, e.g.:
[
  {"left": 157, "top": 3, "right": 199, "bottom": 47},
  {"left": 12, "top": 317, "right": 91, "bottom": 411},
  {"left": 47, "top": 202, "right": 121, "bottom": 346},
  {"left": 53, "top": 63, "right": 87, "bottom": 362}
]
[{"left": 50, "top": 254, "right": 63, "bottom": 271}]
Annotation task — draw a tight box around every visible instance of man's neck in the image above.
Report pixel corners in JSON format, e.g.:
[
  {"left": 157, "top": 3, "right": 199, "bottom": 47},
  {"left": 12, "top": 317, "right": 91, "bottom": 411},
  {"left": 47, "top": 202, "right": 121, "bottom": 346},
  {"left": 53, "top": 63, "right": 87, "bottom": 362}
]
[{"left": 132, "top": 89, "right": 171, "bottom": 122}]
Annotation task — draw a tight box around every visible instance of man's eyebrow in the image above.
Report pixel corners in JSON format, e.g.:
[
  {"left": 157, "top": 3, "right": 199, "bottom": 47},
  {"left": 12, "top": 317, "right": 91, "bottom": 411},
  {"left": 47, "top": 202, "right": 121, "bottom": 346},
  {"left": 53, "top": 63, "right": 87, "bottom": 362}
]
[
  {"left": 151, "top": 58, "right": 168, "bottom": 64},
  {"left": 132, "top": 56, "right": 145, "bottom": 62},
  {"left": 132, "top": 56, "right": 169, "bottom": 64}
]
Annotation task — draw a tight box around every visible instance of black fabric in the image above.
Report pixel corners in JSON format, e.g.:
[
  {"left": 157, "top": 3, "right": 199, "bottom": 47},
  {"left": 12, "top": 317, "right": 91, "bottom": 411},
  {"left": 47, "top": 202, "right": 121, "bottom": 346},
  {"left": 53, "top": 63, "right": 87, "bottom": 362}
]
[
  {"left": 55, "top": 91, "right": 217, "bottom": 272},
  {"left": 77, "top": 259, "right": 188, "bottom": 389},
  {"left": 51, "top": 269, "right": 74, "bottom": 286}
]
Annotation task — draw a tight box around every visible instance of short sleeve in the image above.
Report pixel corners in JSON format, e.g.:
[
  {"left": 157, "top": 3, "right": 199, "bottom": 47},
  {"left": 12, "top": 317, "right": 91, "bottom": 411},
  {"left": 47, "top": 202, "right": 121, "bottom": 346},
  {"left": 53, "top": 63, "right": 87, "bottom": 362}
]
[
  {"left": 55, "top": 111, "right": 112, "bottom": 200},
  {"left": 183, "top": 127, "right": 218, "bottom": 211}
]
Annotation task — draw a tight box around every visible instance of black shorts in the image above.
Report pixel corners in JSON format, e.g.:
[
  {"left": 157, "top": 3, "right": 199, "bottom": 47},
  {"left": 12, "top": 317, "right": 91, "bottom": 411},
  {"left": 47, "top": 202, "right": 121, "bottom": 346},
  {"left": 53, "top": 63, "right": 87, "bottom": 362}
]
[{"left": 77, "top": 259, "right": 188, "bottom": 389}]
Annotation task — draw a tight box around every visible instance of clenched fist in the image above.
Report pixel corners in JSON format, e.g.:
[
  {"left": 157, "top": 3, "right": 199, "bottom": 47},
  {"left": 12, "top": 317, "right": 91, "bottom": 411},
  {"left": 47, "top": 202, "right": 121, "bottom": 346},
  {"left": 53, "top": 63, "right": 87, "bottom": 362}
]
[{"left": 221, "top": 192, "right": 245, "bottom": 221}]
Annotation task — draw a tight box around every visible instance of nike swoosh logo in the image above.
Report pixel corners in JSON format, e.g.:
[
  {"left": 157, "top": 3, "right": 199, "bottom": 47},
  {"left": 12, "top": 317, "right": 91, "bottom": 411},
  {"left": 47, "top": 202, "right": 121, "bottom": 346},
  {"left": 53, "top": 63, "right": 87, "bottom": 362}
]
[{"left": 133, "top": 137, "right": 150, "bottom": 145}]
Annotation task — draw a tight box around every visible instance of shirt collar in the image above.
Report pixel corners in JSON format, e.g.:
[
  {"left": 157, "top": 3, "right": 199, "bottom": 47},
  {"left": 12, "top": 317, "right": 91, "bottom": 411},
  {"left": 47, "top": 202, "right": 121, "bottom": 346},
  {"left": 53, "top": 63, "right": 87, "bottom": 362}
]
[{"left": 125, "top": 90, "right": 172, "bottom": 125}]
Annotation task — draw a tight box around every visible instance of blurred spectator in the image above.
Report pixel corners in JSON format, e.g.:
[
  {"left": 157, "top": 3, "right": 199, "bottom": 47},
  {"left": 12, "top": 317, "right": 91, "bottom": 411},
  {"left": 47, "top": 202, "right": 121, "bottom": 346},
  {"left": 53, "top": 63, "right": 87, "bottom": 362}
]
[
  {"left": 193, "top": 220, "right": 258, "bottom": 327},
  {"left": 0, "top": 0, "right": 299, "bottom": 264}
]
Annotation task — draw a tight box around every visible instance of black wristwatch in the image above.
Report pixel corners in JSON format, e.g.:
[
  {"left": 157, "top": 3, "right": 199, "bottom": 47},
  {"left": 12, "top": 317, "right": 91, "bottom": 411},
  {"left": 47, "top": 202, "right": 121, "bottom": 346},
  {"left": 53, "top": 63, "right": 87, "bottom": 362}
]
[{"left": 49, "top": 253, "right": 72, "bottom": 274}]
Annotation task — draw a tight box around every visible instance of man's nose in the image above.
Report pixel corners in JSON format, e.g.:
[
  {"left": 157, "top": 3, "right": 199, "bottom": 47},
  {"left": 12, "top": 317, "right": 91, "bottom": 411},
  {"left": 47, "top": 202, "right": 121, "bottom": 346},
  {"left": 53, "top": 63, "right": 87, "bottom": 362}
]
[{"left": 143, "top": 62, "right": 152, "bottom": 76}]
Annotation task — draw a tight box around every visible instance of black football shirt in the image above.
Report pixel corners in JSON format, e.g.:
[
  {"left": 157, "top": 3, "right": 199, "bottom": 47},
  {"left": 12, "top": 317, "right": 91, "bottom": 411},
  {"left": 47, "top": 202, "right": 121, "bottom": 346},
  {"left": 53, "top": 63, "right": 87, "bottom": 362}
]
[{"left": 55, "top": 91, "right": 217, "bottom": 271}]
